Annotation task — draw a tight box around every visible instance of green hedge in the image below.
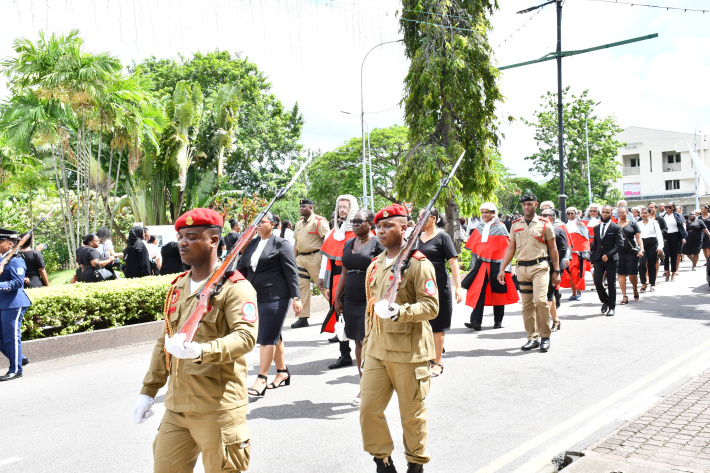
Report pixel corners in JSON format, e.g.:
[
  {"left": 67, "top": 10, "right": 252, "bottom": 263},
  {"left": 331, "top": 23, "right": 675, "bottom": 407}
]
[{"left": 22, "top": 275, "right": 174, "bottom": 340}]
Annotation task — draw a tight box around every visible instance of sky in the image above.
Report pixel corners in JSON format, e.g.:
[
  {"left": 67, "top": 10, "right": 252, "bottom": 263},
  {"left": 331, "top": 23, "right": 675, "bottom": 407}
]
[{"left": 0, "top": 0, "right": 708, "bottom": 180}]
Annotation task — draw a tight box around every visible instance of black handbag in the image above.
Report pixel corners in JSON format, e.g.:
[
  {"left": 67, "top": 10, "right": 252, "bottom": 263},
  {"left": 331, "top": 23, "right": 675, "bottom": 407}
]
[
  {"left": 623, "top": 231, "right": 642, "bottom": 257},
  {"left": 95, "top": 267, "right": 117, "bottom": 281}
]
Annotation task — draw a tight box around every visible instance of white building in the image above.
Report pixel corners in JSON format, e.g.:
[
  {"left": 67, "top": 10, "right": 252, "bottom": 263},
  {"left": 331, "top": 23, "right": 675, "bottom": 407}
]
[{"left": 615, "top": 126, "right": 710, "bottom": 208}]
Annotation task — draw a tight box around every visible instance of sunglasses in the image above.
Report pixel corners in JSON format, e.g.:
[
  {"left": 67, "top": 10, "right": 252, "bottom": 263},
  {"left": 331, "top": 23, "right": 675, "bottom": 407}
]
[{"left": 351, "top": 219, "right": 368, "bottom": 225}]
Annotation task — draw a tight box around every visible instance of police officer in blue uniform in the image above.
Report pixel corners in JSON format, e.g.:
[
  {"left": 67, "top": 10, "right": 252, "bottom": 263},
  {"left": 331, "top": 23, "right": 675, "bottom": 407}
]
[{"left": 0, "top": 228, "right": 32, "bottom": 381}]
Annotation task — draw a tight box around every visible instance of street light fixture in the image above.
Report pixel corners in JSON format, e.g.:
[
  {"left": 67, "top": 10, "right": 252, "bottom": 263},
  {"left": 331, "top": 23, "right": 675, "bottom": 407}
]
[{"left": 585, "top": 101, "right": 601, "bottom": 207}]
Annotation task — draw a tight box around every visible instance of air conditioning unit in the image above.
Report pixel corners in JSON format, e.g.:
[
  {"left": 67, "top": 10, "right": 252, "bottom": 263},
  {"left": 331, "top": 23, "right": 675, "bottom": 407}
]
[{"left": 665, "top": 168, "right": 672, "bottom": 172}]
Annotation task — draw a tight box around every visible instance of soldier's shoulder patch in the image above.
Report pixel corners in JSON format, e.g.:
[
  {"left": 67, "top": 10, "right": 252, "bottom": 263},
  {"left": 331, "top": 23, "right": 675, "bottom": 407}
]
[
  {"left": 170, "top": 271, "right": 189, "bottom": 285},
  {"left": 228, "top": 270, "right": 246, "bottom": 283},
  {"left": 512, "top": 217, "right": 523, "bottom": 223},
  {"left": 241, "top": 301, "right": 257, "bottom": 323},
  {"left": 424, "top": 279, "right": 437, "bottom": 295},
  {"left": 411, "top": 250, "right": 426, "bottom": 260},
  {"left": 17, "top": 266, "right": 24, "bottom": 275}
]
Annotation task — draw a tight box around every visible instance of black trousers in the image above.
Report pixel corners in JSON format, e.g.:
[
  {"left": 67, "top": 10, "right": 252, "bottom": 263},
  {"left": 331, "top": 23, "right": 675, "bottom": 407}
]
[
  {"left": 593, "top": 259, "right": 618, "bottom": 309},
  {"left": 470, "top": 273, "right": 505, "bottom": 325},
  {"left": 639, "top": 238, "right": 659, "bottom": 286},
  {"left": 664, "top": 232, "right": 681, "bottom": 273},
  {"left": 339, "top": 340, "right": 351, "bottom": 357}
]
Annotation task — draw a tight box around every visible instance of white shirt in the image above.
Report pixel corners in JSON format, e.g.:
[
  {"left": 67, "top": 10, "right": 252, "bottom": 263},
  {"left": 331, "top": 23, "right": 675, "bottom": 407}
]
[
  {"left": 146, "top": 243, "right": 160, "bottom": 262},
  {"left": 250, "top": 238, "right": 270, "bottom": 272},
  {"left": 664, "top": 214, "right": 679, "bottom": 233},
  {"left": 638, "top": 219, "right": 664, "bottom": 248},
  {"left": 97, "top": 239, "right": 114, "bottom": 258},
  {"left": 190, "top": 277, "right": 207, "bottom": 295},
  {"left": 282, "top": 228, "right": 295, "bottom": 247}
]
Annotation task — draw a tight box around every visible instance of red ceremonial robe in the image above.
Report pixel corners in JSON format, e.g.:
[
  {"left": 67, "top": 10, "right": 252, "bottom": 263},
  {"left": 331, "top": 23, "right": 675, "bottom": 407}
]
[
  {"left": 462, "top": 219, "right": 519, "bottom": 308},
  {"left": 561, "top": 218, "right": 590, "bottom": 290},
  {"left": 319, "top": 227, "right": 356, "bottom": 333}
]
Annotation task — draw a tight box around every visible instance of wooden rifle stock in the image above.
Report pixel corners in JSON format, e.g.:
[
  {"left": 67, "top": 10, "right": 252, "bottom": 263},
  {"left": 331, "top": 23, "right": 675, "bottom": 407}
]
[
  {"left": 380, "top": 151, "right": 466, "bottom": 309},
  {"left": 0, "top": 207, "right": 56, "bottom": 275},
  {"left": 177, "top": 156, "right": 313, "bottom": 342}
]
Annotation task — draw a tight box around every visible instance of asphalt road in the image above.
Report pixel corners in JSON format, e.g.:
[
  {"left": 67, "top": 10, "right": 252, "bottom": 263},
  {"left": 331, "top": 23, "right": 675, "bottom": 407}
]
[{"left": 2, "top": 263, "right": 709, "bottom": 473}]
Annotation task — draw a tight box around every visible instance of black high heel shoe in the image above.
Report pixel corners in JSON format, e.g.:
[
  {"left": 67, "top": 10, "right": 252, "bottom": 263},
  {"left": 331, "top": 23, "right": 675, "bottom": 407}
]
[
  {"left": 248, "top": 374, "right": 268, "bottom": 397},
  {"left": 267, "top": 368, "right": 290, "bottom": 389}
]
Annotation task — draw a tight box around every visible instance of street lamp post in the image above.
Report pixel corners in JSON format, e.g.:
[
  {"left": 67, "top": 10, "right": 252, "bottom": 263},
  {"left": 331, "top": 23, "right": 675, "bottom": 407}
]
[
  {"left": 359, "top": 39, "right": 403, "bottom": 209},
  {"left": 585, "top": 101, "right": 601, "bottom": 208},
  {"left": 341, "top": 112, "right": 374, "bottom": 209}
]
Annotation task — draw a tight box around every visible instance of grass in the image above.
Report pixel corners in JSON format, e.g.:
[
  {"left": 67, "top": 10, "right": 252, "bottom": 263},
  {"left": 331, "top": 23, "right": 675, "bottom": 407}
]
[{"left": 48, "top": 268, "right": 75, "bottom": 286}]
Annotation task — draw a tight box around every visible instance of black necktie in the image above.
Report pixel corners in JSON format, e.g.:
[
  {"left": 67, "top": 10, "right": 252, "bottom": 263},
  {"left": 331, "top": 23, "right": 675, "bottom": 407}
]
[{"left": 601, "top": 222, "right": 607, "bottom": 238}]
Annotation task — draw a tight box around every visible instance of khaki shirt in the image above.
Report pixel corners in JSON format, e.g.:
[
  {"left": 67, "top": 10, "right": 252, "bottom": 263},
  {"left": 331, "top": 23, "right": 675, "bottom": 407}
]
[
  {"left": 362, "top": 252, "right": 439, "bottom": 364},
  {"left": 141, "top": 271, "right": 258, "bottom": 412},
  {"left": 511, "top": 215, "right": 554, "bottom": 262},
  {"left": 293, "top": 213, "right": 330, "bottom": 253}
]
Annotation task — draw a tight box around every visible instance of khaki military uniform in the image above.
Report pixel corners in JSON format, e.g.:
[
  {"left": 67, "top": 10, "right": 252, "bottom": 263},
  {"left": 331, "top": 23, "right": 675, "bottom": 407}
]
[
  {"left": 360, "top": 251, "right": 439, "bottom": 465},
  {"left": 141, "top": 271, "right": 258, "bottom": 473},
  {"left": 293, "top": 213, "right": 330, "bottom": 318},
  {"left": 510, "top": 215, "right": 555, "bottom": 340}
]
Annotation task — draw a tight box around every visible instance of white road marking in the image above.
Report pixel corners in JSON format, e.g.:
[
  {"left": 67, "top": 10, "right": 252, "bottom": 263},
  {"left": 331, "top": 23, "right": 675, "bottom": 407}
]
[
  {"left": 476, "top": 337, "right": 710, "bottom": 473},
  {"left": 0, "top": 457, "right": 21, "bottom": 467}
]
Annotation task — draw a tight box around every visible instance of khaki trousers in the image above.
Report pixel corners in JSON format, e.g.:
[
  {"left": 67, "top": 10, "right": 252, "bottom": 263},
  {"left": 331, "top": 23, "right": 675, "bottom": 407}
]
[
  {"left": 153, "top": 407, "right": 250, "bottom": 473},
  {"left": 296, "top": 252, "right": 322, "bottom": 319},
  {"left": 516, "top": 263, "right": 552, "bottom": 340},
  {"left": 360, "top": 355, "right": 431, "bottom": 465}
]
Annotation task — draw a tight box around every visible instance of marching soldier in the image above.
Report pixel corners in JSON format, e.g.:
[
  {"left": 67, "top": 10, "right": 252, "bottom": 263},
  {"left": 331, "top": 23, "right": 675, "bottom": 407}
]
[
  {"left": 498, "top": 194, "right": 561, "bottom": 352},
  {"left": 360, "top": 204, "right": 439, "bottom": 473},
  {"left": 292, "top": 198, "right": 330, "bottom": 328},
  {"left": 133, "top": 208, "right": 258, "bottom": 473},
  {"left": 0, "top": 228, "right": 31, "bottom": 381}
]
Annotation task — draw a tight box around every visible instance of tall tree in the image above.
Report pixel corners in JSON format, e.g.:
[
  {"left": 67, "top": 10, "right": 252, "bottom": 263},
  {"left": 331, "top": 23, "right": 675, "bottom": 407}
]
[
  {"left": 522, "top": 88, "right": 623, "bottom": 209},
  {"left": 399, "top": 1, "right": 503, "bottom": 247}
]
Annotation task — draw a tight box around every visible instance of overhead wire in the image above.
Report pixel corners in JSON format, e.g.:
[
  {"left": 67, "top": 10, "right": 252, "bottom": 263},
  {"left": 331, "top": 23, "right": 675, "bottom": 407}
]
[
  {"left": 496, "top": 7, "right": 544, "bottom": 48},
  {"left": 585, "top": 0, "right": 710, "bottom": 13}
]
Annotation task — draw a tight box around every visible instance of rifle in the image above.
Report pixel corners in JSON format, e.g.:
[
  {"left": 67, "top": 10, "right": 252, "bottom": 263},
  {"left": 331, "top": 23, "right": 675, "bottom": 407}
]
[
  {"left": 380, "top": 150, "right": 465, "bottom": 310},
  {"left": 178, "top": 156, "right": 313, "bottom": 342},
  {"left": 0, "top": 207, "right": 56, "bottom": 275}
]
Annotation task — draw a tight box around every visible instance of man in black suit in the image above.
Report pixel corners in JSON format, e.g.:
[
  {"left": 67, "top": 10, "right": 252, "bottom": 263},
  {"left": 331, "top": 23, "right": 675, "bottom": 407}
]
[{"left": 590, "top": 205, "right": 623, "bottom": 316}]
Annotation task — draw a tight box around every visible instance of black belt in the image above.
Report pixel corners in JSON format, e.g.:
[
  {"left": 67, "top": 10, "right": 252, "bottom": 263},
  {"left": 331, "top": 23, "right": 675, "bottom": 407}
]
[
  {"left": 297, "top": 250, "right": 319, "bottom": 256},
  {"left": 517, "top": 257, "right": 547, "bottom": 267}
]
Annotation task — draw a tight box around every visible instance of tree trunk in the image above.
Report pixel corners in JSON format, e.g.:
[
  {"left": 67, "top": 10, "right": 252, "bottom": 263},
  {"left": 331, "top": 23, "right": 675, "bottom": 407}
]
[
  {"left": 445, "top": 196, "right": 462, "bottom": 252},
  {"left": 103, "top": 144, "right": 114, "bottom": 227},
  {"left": 95, "top": 126, "right": 103, "bottom": 232},
  {"left": 109, "top": 150, "right": 123, "bottom": 229},
  {"left": 76, "top": 126, "right": 82, "bottom": 241},
  {"left": 59, "top": 150, "right": 78, "bottom": 260},
  {"left": 52, "top": 151, "right": 75, "bottom": 266}
]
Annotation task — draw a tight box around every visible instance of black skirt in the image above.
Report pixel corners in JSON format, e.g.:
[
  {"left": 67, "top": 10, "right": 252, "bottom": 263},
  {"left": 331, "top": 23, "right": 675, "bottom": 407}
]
[
  {"left": 618, "top": 251, "right": 639, "bottom": 276},
  {"left": 257, "top": 298, "right": 290, "bottom": 345}
]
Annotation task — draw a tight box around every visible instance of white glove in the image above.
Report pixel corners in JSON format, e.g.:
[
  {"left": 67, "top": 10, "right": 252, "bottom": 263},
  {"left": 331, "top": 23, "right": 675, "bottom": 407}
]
[
  {"left": 164, "top": 333, "right": 202, "bottom": 360},
  {"left": 133, "top": 394, "right": 155, "bottom": 424},
  {"left": 374, "top": 300, "right": 400, "bottom": 319}
]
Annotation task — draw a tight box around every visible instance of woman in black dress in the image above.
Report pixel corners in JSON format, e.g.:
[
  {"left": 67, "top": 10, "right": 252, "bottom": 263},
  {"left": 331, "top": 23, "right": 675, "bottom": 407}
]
[
  {"left": 417, "top": 208, "right": 464, "bottom": 377},
  {"left": 333, "top": 210, "right": 383, "bottom": 400},
  {"left": 123, "top": 226, "right": 152, "bottom": 279},
  {"left": 683, "top": 211, "right": 710, "bottom": 271},
  {"left": 79, "top": 234, "right": 116, "bottom": 283},
  {"left": 617, "top": 207, "right": 644, "bottom": 304},
  {"left": 224, "top": 219, "right": 242, "bottom": 254},
  {"left": 18, "top": 233, "right": 49, "bottom": 288},
  {"left": 700, "top": 205, "right": 710, "bottom": 262},
  {"left": 237, "top": 212, "right": 301, "bottom": 397}
]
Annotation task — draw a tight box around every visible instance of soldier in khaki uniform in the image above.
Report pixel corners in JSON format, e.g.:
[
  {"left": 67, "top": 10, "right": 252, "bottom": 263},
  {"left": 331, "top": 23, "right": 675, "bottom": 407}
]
[
  {"left": 498, "top": 194, "right": 561, "bottom": 353},
  {"left": 360, "top": 204, "right": 439, "bottom": 473},
  {"left": 292, "top": 198, "right": 330, "bottom": 328},
  {"left": 133, "top": 208, "right": 258, "bottom": 473}
]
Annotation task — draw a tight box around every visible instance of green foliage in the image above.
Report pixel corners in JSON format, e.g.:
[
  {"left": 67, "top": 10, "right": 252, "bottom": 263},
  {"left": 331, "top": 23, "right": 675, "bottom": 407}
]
[
  {"left": 132, "top": 51, "right": 304, "bottom": 195},
  {"left": 308, "top": 125, "right": 406, "bottom": 213},
  {"left": 23, "top": 274, "right": 173, "bottom": 340},
  {"left": 399, "top": 0, "right": 504, "bottom": 228},
  {"left": 522, "top": 88, "right": 624, "bottom": 209}
]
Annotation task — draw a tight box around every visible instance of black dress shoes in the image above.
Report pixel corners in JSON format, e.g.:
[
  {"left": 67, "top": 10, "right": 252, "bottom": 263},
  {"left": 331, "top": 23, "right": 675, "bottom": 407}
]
[
  {"left": 406, "top": 462, "right": 424, "bottom": 473},
  {"left": 606, "top": 309, "right": 615, "bottom": 317},
  {"left": 328, "top": 336, "right": 339, "bottom": 343},
  {"left": 291, "top": 318, "right": 309, "bottom": 329},
  {"left": 328, "top": 356, "right": 353, "bottom": 369},
  {"left": 22, "top": 356, "right": 29, "bottom": 366},
  {"left": 521, "top": 340, "right": 540, "bottom": 351},
  {"left": 601, "top": 303, "right": 608, "bottom": 314},
  {"left": 0, "top": 372, "right": 22, "bottom": 382},
  {"left": 540, "top": 337, "right": 550, "bottom": 352},
  {"left": 464, "top": 323, "right": 482, "bottom": 331},
  {"left": 493, "top": 322, "right": 503, "bottom": 329},
  {"left": 374, "top": 457, "right": 397, "bottom": 473}
]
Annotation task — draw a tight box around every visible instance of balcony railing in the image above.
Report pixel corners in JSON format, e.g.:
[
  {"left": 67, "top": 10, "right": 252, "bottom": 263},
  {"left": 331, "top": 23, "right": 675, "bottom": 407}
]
[
  {"left": 623, "top": 166, "right": 641, "bottom": 176},
  {"left": 663, "top": 163, "right": 681, "bottom": 172}
]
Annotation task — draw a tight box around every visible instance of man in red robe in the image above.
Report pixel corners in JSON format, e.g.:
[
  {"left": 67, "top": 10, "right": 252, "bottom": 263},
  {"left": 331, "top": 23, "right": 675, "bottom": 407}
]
[
  {"left": 561, "top": 207, "right": 591, "bottom": 300},
  {"left": 462, "top": 202, "right": 519, "bottom": 330},
  {"left": 320, "top": 194, "right": 359, "bottom": 369}
]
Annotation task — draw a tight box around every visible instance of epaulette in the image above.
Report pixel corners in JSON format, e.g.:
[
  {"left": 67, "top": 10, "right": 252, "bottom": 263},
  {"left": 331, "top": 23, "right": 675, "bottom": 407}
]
[
  {"left": 539, "top": 216, "right": 550, "bottom": 223},
  {"left": 315, "top": 216, "right": 327, "bottom": 222},
  {"left": 170, "top": 271, "right": 189, "bottom": 285},
  {"left": 228, "top": 270, "right": 246, "bottom": 283},
  {"left": 371, "top": 257, "right": 378, "bottom": 261},
  {"left": 512, "top": 217, "right": 523, "bottom": 223},
  {"left": 412, "top": 250, "right": 426, "bottom": 260}
]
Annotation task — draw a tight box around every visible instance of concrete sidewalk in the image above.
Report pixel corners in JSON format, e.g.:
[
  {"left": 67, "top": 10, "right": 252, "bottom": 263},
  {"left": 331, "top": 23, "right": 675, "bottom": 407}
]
[{"left": 564, "top": 367, "right": 710, "bottom": 472}]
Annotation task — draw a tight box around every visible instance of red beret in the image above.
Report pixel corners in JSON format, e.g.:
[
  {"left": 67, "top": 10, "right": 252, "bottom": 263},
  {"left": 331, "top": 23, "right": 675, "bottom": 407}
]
[
  {"left": 374, "top": 204, "right": 408, "bottom": 224},
  {"left": 174, "top": 208, "right": 224, "bottom": 231}
]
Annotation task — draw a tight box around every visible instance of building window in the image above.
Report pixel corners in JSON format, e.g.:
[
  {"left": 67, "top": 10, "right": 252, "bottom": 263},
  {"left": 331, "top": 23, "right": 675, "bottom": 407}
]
[
  {"left": 665, "top": 180, "right": 680, "bottom": 191},
  {"left": 666, "top": 153, "right": 681, "bottom": 164},
  {"left": 623, "top": 154, "right": 641, "bottom": 176},
  {"left": 663, "top": 152, "right": 681, "bottom": 172}
]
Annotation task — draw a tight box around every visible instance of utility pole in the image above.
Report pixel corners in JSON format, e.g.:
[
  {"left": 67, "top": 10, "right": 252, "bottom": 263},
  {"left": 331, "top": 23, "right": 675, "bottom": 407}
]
[{"left": 555, "top": 0, "right": 567, "bottom": 221}]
